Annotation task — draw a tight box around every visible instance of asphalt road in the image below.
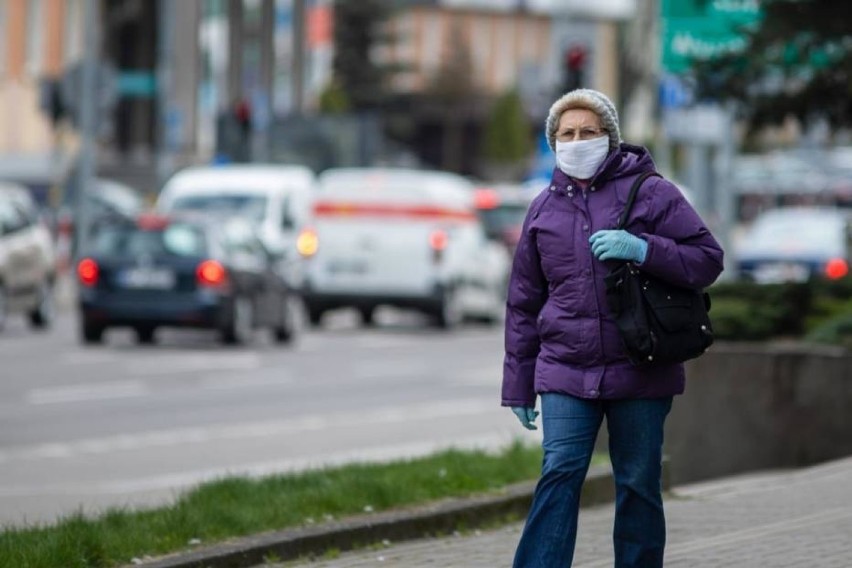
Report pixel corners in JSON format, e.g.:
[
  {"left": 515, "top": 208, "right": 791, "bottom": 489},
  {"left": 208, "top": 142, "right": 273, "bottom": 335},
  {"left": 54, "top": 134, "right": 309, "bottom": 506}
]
[{"left": 0, "top": 306, "right": 537, "bottom": 527}]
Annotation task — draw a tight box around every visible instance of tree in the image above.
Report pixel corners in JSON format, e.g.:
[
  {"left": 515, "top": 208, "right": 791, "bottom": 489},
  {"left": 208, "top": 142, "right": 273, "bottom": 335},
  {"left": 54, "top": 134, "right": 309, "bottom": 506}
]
[
  {"left": 483, "top": 89, "right": 532, "bottom": 166},
  {"left": 318, "top": 79, "right": 351, "bottom": 114},
  {"left": 694, "top": 0, "right": 852, "bottom": 132},
  {"left": 332, "top": 0, "right": 399, "bottom": 110}
]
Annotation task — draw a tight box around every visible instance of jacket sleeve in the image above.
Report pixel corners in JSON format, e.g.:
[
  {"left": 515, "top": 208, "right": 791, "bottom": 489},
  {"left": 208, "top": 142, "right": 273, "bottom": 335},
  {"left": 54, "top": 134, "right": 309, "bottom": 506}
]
[
  {"left": 637, "top": 177, "right": 724, "bottom": 289},
  {"left": 502, "top": 201, "right": 548, "bottom": 408}
]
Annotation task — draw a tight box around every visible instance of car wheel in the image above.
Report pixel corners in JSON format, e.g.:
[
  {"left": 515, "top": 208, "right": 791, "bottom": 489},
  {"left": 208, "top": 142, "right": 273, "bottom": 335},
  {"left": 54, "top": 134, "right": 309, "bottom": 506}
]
[
  {"left": 0, "top": 284, "right": 7, "bottom": 333},
  {"left": 135, "top": 326, "right": 157, "bottom": 345},
  {"left": 81, "top": 319, "right": 105, "bottom": 345},
  {"left": 28, "top": 280, "right": 55, "bottom": 329},
  {"left": 274, "top": 296, "right": 299, "bottom": 345},
  {"left": 307, "top": 306, "right": 324, "bottom": 328},
  {"left": 434, "top": 286, "right": 462, "bottom": 330},
  {"left": 359, "top": 306, "right": 376, "bottom": 327},
  {"left": 221, "top": 297, "right": 254, "bottom": 345}
]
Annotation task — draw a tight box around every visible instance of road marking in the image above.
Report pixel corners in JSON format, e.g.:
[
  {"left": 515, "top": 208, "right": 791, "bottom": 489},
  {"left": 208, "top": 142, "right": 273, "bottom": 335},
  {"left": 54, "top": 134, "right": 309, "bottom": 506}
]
[
  {"left": 60, "top": 351, "right": 121, "bottom": 365},
  {"left": 352, "top": 363, "right": 425, "bottom": 380},
  {"left": 25, "top": 380, "right": 148, "bottom": 405},
  {"left": 199, "top": 374, "right": 292, "bottom": 390},
  {"left": 455, "top": 367, "right": 502, "bottom": 386},
  {"left": 1, "top": 398, "right": 500, "bottom": 463},
  {"left": 127, "top": 353, "right": 263, "bottom": 376}
]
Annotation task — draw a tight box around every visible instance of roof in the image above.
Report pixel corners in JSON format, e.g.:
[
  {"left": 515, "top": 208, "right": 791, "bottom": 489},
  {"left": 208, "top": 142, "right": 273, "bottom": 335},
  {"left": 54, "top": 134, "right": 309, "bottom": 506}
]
[{"left": 162, "top": 164, "right": 316, "bottom": 196}]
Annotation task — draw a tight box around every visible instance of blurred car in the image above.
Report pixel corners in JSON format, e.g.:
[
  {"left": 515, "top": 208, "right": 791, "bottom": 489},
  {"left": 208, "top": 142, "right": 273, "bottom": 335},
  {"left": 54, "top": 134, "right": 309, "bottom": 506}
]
[
  {"left": 0, "top": 182, "right": 57, "bottom": 332},
  {"left": 300, "top": 167, "right": 510, "bottom": 328},
  {"left": 156, "top": 164, "right": 316, "bottom": 289},
  {"left": 55, "top": 178, "right": 146, "bottom": 269},
  {"left": 734, "top": 207, "right": 851, "bottom": 283},
  {"left": 76, "top": 213, "right": 300, "bottom": 345},
  {"left": 473, "top": 184, "right": 535, "bottom": 255}
]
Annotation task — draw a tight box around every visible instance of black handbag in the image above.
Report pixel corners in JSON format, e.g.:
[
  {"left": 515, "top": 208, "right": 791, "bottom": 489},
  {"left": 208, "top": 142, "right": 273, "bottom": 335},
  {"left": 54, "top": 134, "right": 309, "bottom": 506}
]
[{"left": 603, "top": 171, "right": 714, "bottom": 366}]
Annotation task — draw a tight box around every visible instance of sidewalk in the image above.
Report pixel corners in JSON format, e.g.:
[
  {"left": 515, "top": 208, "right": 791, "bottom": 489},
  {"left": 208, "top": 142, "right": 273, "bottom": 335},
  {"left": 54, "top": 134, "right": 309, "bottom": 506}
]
[{"left": 269, "top": 455, "right": 852, "bottom": 567}]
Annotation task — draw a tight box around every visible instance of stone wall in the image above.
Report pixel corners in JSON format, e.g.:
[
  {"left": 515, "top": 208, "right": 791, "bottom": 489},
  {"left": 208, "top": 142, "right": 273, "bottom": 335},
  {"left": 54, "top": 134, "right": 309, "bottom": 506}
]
[{"left": 667, "top": 342, "right": 852, "bottom": 485}]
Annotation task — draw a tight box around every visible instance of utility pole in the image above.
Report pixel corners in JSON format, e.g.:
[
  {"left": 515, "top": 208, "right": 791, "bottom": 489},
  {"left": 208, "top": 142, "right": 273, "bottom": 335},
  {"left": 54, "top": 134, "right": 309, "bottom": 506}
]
[
  {"left": 157, "top": 0, "right": 176, "bottom": 187},
  {"left": 74, "top": 0, "right": 100, "bottom": 260},
  {"left": 292, "top": 0, "right": 306, "bottom": 114}
]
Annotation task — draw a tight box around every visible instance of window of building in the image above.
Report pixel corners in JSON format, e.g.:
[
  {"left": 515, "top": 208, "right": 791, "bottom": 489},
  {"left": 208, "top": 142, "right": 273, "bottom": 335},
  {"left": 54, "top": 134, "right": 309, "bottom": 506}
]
[
  {"left": 26, "top": 0, "right": 45, "bottom": 77},
  {"left": 64, "top": 0, "right": 83, "bottom": 64}
]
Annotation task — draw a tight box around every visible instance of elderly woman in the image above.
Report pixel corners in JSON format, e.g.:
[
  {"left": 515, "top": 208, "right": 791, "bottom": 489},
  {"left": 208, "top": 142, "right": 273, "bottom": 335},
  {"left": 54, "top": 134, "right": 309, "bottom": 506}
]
[{"left": 502, "top": 89, "right": 723, "bottom": 567}]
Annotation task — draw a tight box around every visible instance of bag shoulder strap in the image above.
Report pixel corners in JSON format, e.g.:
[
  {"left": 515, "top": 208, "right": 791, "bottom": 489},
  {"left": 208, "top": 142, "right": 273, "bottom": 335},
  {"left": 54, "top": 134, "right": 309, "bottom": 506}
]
[{"left": 616, "top": 171, "right": 661, "bottom": 230}]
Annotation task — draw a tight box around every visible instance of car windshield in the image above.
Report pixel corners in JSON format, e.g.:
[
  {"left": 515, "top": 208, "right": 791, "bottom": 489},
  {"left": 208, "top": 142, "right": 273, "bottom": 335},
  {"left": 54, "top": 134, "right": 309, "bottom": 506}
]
[
  {"left": 168, "top": 194, "right": 268, "bottom": 222},
  {"left": 478, "top": 204, "right": 529, "bottom": 237},
  {"left": 744, "top": 211, "right": 846, "bottom": 256},
  {"left": 91, "top": 223, "right": 208, "bottom": 257}
]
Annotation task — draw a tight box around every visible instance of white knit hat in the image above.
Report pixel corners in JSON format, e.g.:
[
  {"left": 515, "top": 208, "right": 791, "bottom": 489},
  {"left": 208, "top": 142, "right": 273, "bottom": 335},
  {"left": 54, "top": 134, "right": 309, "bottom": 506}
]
[{"left": 545, "top": 88, "right": 622, "bottom": 151}]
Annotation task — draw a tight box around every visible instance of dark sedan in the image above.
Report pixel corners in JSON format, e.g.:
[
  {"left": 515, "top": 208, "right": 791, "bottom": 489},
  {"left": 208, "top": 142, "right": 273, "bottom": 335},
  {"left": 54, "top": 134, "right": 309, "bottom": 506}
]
[
  {"left": 735, "top": 207, "right": 851, "bottom": 283},
  {"left": 76, "top": 214, "right": 299, "bottom": 345}
]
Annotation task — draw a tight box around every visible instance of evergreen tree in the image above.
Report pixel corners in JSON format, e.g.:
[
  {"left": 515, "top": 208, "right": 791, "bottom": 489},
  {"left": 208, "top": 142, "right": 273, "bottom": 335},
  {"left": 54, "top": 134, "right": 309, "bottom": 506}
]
[
  {"left": 483, "top": 89, "right": 532, "bottom": 165},
  {"left": 694, "top": 0, "right": 852, "bottom": 131},
  {"left": 332, "top": 0, "right": 398, "bottom": 110}
]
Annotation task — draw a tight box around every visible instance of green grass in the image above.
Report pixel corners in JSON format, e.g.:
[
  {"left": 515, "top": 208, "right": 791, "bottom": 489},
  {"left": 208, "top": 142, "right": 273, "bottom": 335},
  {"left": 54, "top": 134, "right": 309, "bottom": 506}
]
[{"left": 0, "top": 441, "right": 556, "bottom": 568}]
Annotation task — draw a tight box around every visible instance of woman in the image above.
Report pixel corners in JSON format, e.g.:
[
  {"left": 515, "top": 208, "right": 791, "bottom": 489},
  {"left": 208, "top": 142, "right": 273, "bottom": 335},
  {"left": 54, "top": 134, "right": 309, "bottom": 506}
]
[{"left": 502, "top": 88, "right": 723, "bottom": 567}]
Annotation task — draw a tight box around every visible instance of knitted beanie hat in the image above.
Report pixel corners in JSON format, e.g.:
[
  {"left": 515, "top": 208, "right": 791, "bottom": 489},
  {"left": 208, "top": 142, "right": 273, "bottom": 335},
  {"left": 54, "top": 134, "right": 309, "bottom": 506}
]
[{"left": 545, "top": 88, "right": 622, "bottom": 151}]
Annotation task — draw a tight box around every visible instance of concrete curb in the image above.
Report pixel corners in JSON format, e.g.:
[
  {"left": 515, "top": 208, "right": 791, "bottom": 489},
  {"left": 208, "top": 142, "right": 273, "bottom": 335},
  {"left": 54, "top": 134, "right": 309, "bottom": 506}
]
[{"left": 133, "top": 465, "right": 619, "bottom": 568}]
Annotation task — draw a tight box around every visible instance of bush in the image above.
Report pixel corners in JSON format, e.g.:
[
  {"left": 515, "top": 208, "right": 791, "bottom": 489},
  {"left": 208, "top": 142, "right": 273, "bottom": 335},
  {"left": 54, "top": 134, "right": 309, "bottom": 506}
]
[{"left": 707, "top": 279, "right": 852, "bottom": 345}]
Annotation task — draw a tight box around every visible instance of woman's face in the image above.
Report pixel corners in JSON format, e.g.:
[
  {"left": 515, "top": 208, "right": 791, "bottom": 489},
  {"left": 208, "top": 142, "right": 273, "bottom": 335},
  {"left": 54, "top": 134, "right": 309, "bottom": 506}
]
[{"left": 556, "top": 108, "right": 607, "bottom": 143}]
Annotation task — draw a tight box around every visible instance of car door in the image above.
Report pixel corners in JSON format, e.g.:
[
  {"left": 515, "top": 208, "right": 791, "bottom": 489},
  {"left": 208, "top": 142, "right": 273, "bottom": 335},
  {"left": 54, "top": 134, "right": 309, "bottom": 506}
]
[{"left": 0, "top": 199, "right": 33, "bottom": 301}]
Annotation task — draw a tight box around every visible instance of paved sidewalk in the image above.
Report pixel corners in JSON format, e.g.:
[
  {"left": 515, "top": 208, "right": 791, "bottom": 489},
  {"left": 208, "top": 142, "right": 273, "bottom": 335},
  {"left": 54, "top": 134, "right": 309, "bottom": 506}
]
[{"left": 270, "top": 455, "right": 852, "bottom": 567}]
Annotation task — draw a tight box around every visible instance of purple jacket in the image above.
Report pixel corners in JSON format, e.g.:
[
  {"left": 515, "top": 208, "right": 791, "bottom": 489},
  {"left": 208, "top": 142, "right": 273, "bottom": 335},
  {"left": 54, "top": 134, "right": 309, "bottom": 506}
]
[{"left": 502, "top": 144, "right": 724, "bottom": 407}]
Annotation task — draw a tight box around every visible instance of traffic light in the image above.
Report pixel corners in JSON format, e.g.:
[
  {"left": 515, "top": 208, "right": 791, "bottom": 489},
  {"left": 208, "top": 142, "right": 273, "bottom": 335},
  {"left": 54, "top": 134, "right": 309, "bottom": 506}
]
[{"left": 562, "top": 44, "right": 588, "bottom": 92}]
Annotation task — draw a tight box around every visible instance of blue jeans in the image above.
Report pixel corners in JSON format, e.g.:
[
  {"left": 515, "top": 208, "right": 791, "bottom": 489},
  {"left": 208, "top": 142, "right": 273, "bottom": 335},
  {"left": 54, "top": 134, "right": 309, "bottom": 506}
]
[{"left": 513, "top": 393, "right": 673, "bottom": 568}]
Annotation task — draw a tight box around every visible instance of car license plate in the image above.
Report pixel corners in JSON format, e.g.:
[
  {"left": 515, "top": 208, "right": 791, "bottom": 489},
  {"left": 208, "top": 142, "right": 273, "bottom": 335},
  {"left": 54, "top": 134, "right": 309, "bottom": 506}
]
[
  {"left": 326, "top": 260, "right": 368, "bottom": 275},
  {"left": 120, "top": 268, "right": 176, "bottom": 289},
  {"left": 753, "top": 262, "right": 809, "bottom": 284}
]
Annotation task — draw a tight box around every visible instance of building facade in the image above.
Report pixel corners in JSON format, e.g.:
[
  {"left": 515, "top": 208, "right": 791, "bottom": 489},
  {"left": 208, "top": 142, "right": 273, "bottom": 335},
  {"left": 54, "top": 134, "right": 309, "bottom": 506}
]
[{"left": 0, "top": 0, "right": 83, "bottom": 155}]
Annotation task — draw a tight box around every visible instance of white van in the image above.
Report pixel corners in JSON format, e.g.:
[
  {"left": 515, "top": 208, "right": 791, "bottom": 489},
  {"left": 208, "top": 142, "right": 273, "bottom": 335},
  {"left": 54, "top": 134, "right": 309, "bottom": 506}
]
[
  {"left": 299, "top": 167, "right": 510, "bottom": 328},
  {"left": 156, "top": 164, "right": 315, "bottom": 286}
]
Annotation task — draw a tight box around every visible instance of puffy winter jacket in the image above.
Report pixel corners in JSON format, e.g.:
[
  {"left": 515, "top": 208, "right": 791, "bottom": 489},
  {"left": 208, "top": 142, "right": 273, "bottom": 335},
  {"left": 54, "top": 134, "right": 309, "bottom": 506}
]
[{"left": 502, "top": 144, "right": 724, "bottom": 407}]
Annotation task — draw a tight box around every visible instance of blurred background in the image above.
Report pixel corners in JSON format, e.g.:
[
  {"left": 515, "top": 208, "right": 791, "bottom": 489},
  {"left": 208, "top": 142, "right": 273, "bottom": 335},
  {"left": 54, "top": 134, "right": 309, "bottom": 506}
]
[{"left": 3, "top": 0, "right": 852, "bottom": 527}]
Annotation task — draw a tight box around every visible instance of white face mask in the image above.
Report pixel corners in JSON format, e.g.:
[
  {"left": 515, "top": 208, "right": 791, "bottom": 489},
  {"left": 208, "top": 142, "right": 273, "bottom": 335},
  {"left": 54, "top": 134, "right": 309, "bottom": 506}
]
[{"left": 555, "top": 136, "right": 610, "bottom": 180}]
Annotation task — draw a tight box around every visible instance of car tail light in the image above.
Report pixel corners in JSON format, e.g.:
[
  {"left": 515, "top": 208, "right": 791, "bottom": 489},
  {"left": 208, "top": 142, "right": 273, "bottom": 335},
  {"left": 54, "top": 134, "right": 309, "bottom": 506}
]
[
  {"left": 430, "top": 229, "right": 449, "bottom": 263},
  {"left": 473, "top": 188, "right": 500, "bottom": 210},
  {"left": 297, "top": 228, "right": 319, "bottom": 257},
  {"left": 196, "top": 260, "right": 228, "bottom": 287},
  {"left": 825, "top": 258, "right": 849, "bottom": 280},
  {"left": 77, "top": 258, "right": 99, "bottom": 287}
]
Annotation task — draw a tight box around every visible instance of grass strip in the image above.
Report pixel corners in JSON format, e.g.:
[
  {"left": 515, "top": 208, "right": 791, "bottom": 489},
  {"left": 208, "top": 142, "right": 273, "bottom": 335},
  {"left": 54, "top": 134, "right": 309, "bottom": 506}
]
[{"left": 0, "top": 441, "right": 549, "bottom": 568}]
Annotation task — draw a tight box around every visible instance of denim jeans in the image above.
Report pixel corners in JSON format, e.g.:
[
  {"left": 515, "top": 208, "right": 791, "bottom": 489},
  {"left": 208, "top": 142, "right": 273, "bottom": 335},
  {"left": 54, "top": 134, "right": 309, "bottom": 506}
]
[{"left": 513, "top": 393, "right": 673, "bottom": 568}]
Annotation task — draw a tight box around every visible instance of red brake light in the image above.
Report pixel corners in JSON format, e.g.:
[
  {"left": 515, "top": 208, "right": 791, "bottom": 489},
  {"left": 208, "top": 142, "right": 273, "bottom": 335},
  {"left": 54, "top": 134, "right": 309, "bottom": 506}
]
[
  {"left": 77, "top": 258, "right": 99, "bottom": 287},
  {"left": 429, "top": 229, "right": 449, "bottom": 251},
  {"left": 196, "top": 260, "right": 228, "bottom": 287},
  {"left": 825, "top": 258, "right": 849, "bottom": 280},
  {"left": 474, "top": 189, "right": 500, "bottom": 210}
]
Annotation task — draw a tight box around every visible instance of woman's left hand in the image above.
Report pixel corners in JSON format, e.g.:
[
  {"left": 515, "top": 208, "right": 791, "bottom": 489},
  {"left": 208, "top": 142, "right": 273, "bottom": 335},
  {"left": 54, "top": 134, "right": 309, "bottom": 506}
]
[{"left": 589, "top": 230, "right": 648, "bottom": 263}]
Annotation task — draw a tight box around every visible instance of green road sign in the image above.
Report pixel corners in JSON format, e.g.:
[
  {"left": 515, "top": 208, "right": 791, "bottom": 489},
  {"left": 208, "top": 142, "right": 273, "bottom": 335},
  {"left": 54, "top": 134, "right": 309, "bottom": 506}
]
[{"left": 661, "top": 0, "right": 761, "bottom": 73}]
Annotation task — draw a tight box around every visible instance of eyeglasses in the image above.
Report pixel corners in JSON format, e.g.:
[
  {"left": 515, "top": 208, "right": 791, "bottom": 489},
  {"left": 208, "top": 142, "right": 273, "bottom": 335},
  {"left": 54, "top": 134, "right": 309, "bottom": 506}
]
[{"left": 557, "top": 128, "right": 607, "bottom": 142}]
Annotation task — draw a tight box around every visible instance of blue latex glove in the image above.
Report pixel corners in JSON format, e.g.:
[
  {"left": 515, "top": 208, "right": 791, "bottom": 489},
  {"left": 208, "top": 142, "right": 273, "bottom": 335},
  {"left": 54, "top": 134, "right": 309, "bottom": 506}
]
[
  {"left": 511, "top": 407, "right": 540, "bottom": 430},
  {"left": 589, "top": 230, "right": 648, "bottom": 263}
]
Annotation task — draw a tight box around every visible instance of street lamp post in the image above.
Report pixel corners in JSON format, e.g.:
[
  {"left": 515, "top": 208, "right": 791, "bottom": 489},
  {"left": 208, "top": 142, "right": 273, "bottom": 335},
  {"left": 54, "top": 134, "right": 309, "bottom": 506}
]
[{"left": 73, "top": 0, "right": 100, "bottom": 261}]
